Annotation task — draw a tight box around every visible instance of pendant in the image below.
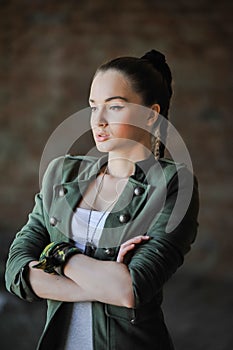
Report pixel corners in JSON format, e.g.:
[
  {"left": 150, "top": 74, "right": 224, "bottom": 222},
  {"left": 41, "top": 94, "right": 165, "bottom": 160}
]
[{"left": 84, "top": 242, "right": 97, "bottom": 257}]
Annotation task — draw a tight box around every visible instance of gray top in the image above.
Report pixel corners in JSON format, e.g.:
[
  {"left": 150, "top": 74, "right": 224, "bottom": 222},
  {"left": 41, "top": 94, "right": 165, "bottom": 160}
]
[{"left": 65, "top": 208, "right": 109, "bottom": 350}]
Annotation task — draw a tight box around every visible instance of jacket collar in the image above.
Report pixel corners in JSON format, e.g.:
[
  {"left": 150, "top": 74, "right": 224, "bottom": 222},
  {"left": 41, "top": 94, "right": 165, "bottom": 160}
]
[
  {"left": 62, "top": 152, "right": 157, "bottom": 186},
  {"left": 131, "top": 153, "right": 157, "bottom": 183},
  {"left": 84, "top": 153, "right": 157, "bottom": 182}
]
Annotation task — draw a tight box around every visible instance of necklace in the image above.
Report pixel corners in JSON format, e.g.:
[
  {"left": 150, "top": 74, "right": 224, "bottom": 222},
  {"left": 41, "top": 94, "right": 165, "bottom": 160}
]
[{"left": 84, "top": 166, "right": 118, "bottom": 257}]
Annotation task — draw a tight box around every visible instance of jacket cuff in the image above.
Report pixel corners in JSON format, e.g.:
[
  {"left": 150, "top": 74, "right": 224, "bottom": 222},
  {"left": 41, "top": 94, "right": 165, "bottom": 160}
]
[{"left": 12, "top": 264, "right": 42, "bottom": 302}]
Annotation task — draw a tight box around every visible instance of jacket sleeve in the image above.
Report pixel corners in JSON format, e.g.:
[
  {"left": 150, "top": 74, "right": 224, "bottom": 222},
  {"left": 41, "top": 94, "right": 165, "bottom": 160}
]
[
  {"left": 4, "top": 159, "right": 60, "bottom": 302},
  {"left": 128, "top": 166, "right": 199, "bottom": 308}
]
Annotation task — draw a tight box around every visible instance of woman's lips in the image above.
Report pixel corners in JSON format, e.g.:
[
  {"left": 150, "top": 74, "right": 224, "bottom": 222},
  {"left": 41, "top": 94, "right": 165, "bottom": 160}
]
[{"left": 95, "top": 133, "right": 110, "bottom": 142}]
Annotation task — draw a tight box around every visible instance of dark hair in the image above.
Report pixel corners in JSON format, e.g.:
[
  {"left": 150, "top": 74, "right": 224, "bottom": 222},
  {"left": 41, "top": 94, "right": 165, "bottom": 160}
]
[{"left": 95, "top": 49, "right": 173, "bottom": 158}]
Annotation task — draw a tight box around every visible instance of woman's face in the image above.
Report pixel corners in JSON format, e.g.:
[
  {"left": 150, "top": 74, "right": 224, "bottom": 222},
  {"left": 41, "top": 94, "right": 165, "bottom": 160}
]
[{"left": 89, "top": 69, "right": 152, "bottom": 154}]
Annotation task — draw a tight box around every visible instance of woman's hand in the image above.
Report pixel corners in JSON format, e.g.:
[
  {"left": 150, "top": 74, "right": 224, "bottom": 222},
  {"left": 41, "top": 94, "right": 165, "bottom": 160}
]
[{"left": 117, "top": 235, "right": 150, "bottom": 263}]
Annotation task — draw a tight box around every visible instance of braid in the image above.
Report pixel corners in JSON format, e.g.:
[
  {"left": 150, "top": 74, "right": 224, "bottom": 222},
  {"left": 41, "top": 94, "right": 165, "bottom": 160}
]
[
  {"left": 141, "top": 50, "right": 172, "bottom": 159},
  {"left": 153, "top": 129, "right": 160, "bottom": 160},
  {"left": 152, "top": 127, "right": 165, "bottom": 160},
  {"left": 151, "top": 109, "right": 169, "bottom": 159}
]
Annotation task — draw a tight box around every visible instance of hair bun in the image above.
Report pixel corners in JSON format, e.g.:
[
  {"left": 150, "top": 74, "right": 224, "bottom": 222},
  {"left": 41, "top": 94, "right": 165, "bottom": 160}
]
[
  {"left": 141, "top": 49, "right": 166, "bottom": 70},
  {"left": 141, "top": 49, "right": 172, "bottom": 96}
]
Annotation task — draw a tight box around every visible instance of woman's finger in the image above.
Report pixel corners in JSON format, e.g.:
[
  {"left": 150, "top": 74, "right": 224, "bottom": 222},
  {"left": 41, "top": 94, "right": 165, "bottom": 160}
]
[
  {"left": 117, "top": 244, "right": 135, "bottom": 263},
  {"left": 120, "top": 235, "right": 150, "bottom": 248},
  {"left": 117, "top": 236, "right": 150, "bottom": 263}
]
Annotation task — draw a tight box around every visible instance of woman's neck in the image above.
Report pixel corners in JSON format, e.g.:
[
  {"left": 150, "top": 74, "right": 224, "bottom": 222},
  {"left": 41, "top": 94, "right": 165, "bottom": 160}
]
[{"left": 107, "top": 149, "right": 151, "bottom": 178}]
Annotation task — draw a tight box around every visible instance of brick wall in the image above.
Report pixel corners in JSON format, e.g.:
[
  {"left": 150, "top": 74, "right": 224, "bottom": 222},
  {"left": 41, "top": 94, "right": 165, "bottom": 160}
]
[{"left": 1, "top": 0, "right": 232, "bottom": 279}]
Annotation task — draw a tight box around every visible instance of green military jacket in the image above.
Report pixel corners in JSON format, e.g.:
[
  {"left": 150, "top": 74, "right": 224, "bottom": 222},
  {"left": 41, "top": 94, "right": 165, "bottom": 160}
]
[{"left": 5, "top": 154, "right": 199, "bottom": 350}]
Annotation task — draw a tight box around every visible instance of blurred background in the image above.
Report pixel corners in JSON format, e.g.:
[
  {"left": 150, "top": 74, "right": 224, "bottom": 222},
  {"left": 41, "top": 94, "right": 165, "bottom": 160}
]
[{"left": 0, "top": 1, "right": 232, "bottom": 349}]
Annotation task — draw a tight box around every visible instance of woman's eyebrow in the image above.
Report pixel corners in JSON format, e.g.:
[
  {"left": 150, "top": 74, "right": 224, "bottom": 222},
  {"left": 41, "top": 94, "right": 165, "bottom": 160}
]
[{"left": 89, "top": 96, "right": 129, "bottom": 103}]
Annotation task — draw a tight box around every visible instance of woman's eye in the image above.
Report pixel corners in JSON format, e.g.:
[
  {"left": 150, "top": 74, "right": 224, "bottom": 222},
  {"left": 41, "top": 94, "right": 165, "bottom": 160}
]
[
  {"left": 109, "top": 105, "right": 124, "bottom": 111},
  {"left": 90, "top": 106, "right": 97, "bottom": 112}
]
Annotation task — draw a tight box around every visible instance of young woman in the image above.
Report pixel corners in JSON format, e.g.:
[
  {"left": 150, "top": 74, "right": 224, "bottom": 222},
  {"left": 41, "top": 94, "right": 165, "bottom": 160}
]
[{"left": 5, "top": 49, "right": 199, "bottom": 350}]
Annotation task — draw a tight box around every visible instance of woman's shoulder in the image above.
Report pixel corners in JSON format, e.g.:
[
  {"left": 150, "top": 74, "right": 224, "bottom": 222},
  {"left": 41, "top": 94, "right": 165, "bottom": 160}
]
[
  {"left": 157, "top": 157, "right": 198, "bottom": 194},
  {"left": 41, "top": 154, "right": 98, "bottom": 186},
  {"left": 158, "top": 157, "right": 189, "bottom": 176},
  {"left": 153, "top": 157, "right": 196, "bottom": 187},
  {"left": 47, "top": 153, "right": 97, "bottom": 170},
  {"left": 159, "top": 157, "right": 186, "bottom": 168}
]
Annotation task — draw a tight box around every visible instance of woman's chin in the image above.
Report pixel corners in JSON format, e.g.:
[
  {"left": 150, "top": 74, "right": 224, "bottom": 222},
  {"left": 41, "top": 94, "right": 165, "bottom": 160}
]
[{"left": 95, "top": 141, "right": 112, "bottom": 153}]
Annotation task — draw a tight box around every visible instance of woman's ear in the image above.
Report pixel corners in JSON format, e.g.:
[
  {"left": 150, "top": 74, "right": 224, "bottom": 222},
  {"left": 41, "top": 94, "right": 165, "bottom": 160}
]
[{"left": 146, "top": 104, "right": 160, "bottom": 126}]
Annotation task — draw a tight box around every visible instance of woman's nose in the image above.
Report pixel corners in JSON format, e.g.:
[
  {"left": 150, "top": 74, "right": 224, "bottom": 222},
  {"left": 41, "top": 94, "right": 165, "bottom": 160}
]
[
  {"left": 98, "top": 121, "right": 108, "bottom": 128},
  {"left": 92, "top": 105, "right": 108, "bottom": 127}
]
